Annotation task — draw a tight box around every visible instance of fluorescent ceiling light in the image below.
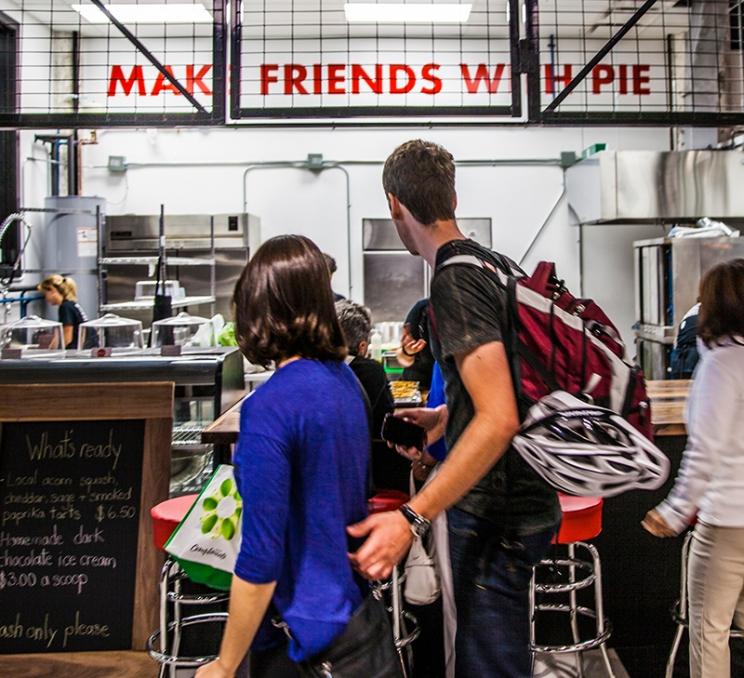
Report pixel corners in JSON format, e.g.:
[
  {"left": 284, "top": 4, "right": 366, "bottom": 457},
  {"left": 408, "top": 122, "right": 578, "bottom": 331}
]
[
  {"left": 344, "top": 3, "right": 472, "bottom": 23},
  {"left": 71, "top": 3, "right": 213, "bottom": 24}
]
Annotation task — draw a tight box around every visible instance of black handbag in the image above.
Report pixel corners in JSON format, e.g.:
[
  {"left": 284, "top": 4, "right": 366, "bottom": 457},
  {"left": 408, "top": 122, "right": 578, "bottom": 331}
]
[{"left": 297, "top": 592, "right": 403, "bottom": 678}]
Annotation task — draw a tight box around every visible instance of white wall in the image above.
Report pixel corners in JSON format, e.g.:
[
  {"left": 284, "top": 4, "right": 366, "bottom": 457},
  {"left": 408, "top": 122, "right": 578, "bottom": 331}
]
[{"left": 19, "top": 124, "right": 671, "bottom": 343}]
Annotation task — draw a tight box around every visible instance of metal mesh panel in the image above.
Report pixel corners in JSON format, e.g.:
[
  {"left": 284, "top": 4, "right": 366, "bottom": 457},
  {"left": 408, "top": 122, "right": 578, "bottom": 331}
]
[
  {"left": 232, "top": 0, "right": 521, "bottom": 119},
  {"left": 0, "top": 0, "right": 225, "bottom": 127},
  {"left": 533, "top": 0, "right": 744, "bottom": 124}
]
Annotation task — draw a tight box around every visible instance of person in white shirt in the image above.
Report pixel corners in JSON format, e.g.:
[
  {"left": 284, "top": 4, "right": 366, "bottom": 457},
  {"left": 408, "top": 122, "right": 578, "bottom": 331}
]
[{"left": 643, "top": 258, "right": 744, "bottom": 678}]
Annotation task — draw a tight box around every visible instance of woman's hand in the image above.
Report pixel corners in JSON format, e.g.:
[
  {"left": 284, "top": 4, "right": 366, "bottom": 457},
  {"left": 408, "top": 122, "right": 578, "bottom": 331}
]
[
  {"left": 395, "top": 326, "right": 426, "bottom": 367},
  {"left": 395, "top": 405, "right": 447, "bottom": 441},
  {"left": 641, "top": 509, "right": 676, "bottom": 538},
  {"left": 195, "top": 658, "right": 233, "bottom": 678},
  {"left": 388, "top": 405, "right": 447, "bottom": 462},
  {"left": 401, "top": 328, "right": 427, "bottom": 357}
]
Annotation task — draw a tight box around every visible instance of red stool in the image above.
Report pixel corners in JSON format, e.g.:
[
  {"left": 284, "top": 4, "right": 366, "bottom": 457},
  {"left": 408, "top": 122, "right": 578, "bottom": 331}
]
[
  {"left": 367, "top": 491, "right": 419, "bottom": 678},
  {"left": 151, "top": 494, "right": 198, "bottom": 550},
  {"left": 147, "top": 495, "right": 229, "bottom": 678},
  {"left": 530, "top": 494, "right": 615, "bottom": 678},
  {"left": 368, "top": 489, "right": 409, "bottom": 514}
]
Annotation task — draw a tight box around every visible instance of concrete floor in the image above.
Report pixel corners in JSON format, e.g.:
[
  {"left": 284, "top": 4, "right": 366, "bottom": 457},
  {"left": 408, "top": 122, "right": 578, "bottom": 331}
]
[
  {"left": 534, "top": 648, "right": 631, "bottom": 678},
  {"left": 171, "top": 648, "right": 630, "bottom": 678}
]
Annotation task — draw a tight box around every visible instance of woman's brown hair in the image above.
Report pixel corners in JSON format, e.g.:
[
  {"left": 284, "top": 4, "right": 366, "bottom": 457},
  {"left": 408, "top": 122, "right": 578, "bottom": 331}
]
[
  {"left": 698, "top": 258, "right": 744, "bottom": 348},
  {"left": 233, "top": 235, "right": 347, "bottom": 367}
]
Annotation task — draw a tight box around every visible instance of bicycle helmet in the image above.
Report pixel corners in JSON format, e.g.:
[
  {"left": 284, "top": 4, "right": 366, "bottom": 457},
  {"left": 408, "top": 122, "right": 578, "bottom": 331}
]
[{"left": 512, "top": 391, "right": 670, "bottom": 498}]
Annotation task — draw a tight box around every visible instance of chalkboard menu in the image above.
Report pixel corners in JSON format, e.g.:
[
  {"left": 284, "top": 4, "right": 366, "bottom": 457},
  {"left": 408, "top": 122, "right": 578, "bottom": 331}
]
[{"left": 0, "top": 419, "right": 145, "bottom": 653}]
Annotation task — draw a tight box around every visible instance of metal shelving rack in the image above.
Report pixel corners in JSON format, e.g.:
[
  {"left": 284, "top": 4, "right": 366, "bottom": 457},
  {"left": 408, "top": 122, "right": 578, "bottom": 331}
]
[{"left": 97, "top": 205, "right": 217, "bottom": 320}]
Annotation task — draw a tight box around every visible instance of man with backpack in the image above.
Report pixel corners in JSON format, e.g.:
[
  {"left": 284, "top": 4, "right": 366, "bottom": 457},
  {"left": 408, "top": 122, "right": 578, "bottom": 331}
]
[{"left": 348, "top": 140, "right": 561, "bottom": 677}]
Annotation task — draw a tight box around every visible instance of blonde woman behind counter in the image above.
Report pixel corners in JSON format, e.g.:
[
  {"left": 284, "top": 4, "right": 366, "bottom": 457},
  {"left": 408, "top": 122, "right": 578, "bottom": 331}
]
[
  {"left": 643, "top": 258, "right": 744, "bottom": 678},
  {"left": 37, "top": 275, "right": 89, "bottom": 349}
]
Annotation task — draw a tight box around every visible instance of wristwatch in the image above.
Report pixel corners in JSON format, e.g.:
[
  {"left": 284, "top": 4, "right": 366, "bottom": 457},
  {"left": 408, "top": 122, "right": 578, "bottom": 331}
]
[{"left": 399, "top": 504, "right": 431, "bottom": 538}]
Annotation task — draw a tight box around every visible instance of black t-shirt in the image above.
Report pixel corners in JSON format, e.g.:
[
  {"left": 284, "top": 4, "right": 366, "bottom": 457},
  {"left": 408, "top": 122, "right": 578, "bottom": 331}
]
[
  {"left": 349, "top": 355, "right": 409, "bottom": 493},
  {"left": 428, "top": 239, "right": 560, "bottom": 535},
  {"left": 58, "top": 300, "right": 88, "bottom": 349},
  {"left": 401, "top": 298, "right": 435, "bottom": 389}
]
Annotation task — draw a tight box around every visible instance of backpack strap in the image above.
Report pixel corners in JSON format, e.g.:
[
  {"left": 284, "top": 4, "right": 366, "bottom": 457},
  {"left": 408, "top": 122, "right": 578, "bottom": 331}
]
[
  {"left": 436, "top": 251, "right": 519, "bottom": 286},
  {"left": 433, "top": 248, "right": 532, "bottom": 417}
]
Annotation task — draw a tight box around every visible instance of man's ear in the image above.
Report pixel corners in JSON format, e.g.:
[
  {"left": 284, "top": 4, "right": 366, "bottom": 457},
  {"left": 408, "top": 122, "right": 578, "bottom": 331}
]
[
  {"left": 388, "top": 193, "right": 403, "bottom": 220},
  {"left": 452, "top": 192, "right": 458, "bottom": 212}
]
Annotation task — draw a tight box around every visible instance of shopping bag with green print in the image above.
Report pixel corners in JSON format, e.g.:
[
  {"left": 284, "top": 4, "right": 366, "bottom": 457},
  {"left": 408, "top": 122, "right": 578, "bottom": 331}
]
[{"left": 165, "top": 464, "right": 243, "bottom": 590}]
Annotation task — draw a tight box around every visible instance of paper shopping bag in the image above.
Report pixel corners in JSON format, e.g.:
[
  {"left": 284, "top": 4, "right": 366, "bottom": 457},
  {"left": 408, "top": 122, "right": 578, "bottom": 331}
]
[{"left": 165, "top": 464, "right": 243, "bottom": 591}]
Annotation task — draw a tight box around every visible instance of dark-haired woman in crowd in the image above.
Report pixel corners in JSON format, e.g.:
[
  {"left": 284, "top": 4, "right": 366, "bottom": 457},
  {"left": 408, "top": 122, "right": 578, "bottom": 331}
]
[
  {"left": 196, "top": 235, "right": 397, "bottom": 678},
  {"left": 643, "top": 258, "right": 744, "bottom": 678}
]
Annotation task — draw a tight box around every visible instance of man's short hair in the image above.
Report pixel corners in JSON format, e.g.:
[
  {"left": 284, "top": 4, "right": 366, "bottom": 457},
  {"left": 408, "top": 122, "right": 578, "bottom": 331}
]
[
  {"left": 323, "top": 252, "right": 338, "bottom": 275},
  {"left": 382, "top": 139, "right": 456, "bottom": 225},
  {"left": 335, "top": 300, "right": 372, "bottom": 355}
]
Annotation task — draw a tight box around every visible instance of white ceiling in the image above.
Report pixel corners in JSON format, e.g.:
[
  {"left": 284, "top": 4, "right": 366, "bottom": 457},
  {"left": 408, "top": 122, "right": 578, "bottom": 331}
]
[{"left": 7, "top": 0, "right": 694, "bottom": 41}]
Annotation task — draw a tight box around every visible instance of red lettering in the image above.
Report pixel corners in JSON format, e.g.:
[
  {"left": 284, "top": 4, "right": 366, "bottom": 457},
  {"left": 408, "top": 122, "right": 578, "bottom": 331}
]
[
  {"left": 460, "top": 64, "right": 505, "bottom": 94},
  {"left": 544, "top": 64, "right": 573, "bottom": 94},
  {"left": 421, "top": 63, "right": 442, "bottom": 95},
  {"left": 618, "top": 64, "right": 628, "bottom": 95},
  {"left": 151, "top": 66, "right": 180, "bottom": 96},
  {"left": 283, "top": 64, "right": 308, "bottom": 95},
  {"left": 313, "top": 64, "right": 323, "bottom": 95},
  {"left": 633, "top": 64, "right": 651, "bottom": 95},
  {"left": 260, "top": 64, "right": 279, "bottom": 95},
  {"left": 186, "top": 64, "right": 212, "bottom": 95},
  {"left": 327, "top": 64, "right": 346, "bottom": 94},
  {"left": 107, "top": 65, "right": 145, "bottom": 97},
  {"left": 389, "top": 64, "right": 416, "bottom": 94},
  {"left": 591, "top": 65, "right": 614, "bottom": 94},
  {"left": 351, "top": 64, "right": 383, "bottom": 94}
]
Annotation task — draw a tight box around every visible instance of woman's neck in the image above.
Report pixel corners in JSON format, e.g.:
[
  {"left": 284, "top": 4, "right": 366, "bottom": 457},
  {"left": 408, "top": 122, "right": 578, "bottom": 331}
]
[{"left": 277, "top": 355, "right": 302, "bottom": 369}]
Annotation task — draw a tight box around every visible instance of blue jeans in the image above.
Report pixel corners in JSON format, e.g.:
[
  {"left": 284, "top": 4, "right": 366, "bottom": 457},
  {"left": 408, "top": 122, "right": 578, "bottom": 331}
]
[{"left": 448, "top": 507, "right": 556, "bottom": 678}]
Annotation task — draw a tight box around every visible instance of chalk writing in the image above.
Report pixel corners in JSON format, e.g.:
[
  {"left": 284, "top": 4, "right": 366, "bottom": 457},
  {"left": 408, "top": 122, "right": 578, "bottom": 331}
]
[{"left": 0, "top": 419, "right": 145, "bottom": 652}]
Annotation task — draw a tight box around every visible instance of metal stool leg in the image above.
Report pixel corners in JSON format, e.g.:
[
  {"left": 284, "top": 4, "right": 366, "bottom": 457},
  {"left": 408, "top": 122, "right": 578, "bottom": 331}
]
[
  {"left": 586, "top": 543, "right": 615, "bottom": 678},
  {"left": 148, "top": 558, "right": 231, "bottom": 673},
  {"left": 387, "top": 565, "right": 420, "bottom": 678},
  {"left": 158, "top": 560, "right": 173, "bottom": 678},
  {"left": 529, "top": 567, "right": 538, "bottom": 674},
  {"left": 391, "top": 566, "right": 410, "bottom": 678},
  {"left": 665, "top": 532, "right": 694, "bottom": 678},
  {"left": 170, "top": 565, "right": 183, "bottom": 678},
  {"left": 665, "top": 624, "right": 686, "bottom": 678},
  {"left": 568, "top": 543, "right": 585, "bottom": 678}
]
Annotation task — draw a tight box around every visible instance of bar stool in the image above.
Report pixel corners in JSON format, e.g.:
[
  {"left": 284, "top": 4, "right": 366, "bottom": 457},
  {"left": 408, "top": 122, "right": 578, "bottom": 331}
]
[
  {"left": 665, "top": 530, "right": 744, "bottom": 678},
  {"left": 530, "top": 494, "right": 615, "bottom": 678},
  {"left": 146, "top": 494, "right": 230, "bottom": 678},
  {"left": 368, "top": 490, "right": 421, "bottom": 678}
]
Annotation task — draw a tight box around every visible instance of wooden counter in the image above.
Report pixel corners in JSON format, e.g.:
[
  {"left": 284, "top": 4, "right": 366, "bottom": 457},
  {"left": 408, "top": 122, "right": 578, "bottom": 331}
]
[
  {"left": 203, "top": 379, "right": 693, "bottom": 446},
  {"left": 648, "top": 379, "right": 690, "bottom": 437},
  {"left": 202, "top": 394, "right": 246, "bottom": 446}
]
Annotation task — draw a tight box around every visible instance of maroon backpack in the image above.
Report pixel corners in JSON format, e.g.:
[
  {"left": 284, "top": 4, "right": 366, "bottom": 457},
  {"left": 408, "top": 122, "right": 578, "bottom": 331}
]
[{"left": 437, "top": 249, "right": 653, "bottom": 440}]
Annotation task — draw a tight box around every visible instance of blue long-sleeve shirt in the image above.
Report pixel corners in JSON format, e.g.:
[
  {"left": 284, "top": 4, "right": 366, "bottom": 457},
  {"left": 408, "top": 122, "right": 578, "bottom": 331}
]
[{"left": 234, "top": 359, "right": 369, "bottom": 662}]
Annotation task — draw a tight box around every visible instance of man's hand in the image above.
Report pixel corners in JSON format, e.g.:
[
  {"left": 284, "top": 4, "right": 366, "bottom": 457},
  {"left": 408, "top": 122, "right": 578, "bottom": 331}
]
[
  {"left": 195, "top": 658, "right": 233, "bottom": 678},
  {"left": 347, "top": 511, "right": 413, "bottom": 580},
  {"left": 641, "top": 509, "right": 676, "bottom": 538}
]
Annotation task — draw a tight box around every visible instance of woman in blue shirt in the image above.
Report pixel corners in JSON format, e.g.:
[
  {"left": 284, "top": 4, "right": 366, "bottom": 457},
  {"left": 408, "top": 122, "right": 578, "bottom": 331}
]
[{"left": 196, "top": 235, "right": 372, "bottom": 678}]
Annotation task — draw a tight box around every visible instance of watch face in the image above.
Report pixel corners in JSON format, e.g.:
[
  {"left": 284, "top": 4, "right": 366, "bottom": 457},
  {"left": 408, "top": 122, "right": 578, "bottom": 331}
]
[{"left": 413, "top": 524, "right": 428, "bottom": 538}]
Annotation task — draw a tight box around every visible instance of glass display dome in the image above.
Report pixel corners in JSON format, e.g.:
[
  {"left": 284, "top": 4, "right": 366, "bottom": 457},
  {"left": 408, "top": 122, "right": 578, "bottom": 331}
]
[
  {"left": 151, "top": 312, "right": 215, "bottom": 348},
  {"left": 77, "top": 313, "right": 144, "bottom": 350},
  {"left": 0, "top": 315, "right": 64, "bottom": 351}
]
